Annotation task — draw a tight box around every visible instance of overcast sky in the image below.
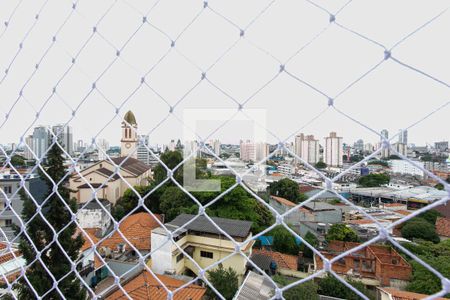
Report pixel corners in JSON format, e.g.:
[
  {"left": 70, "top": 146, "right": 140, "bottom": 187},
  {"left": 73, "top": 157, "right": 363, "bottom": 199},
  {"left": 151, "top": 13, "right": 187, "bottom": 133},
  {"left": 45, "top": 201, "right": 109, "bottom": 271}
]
[{"left": 0, "top": 0, "right": 449, "bottom": 147}]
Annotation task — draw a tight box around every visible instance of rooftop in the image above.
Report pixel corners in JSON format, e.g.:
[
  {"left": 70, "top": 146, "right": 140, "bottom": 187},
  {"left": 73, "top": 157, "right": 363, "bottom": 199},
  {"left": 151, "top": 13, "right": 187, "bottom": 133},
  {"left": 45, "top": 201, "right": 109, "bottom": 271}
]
[
  {"left": 378, "top": 287, "right": 447, "bottom": 300},
  {"left": 100, "top": 213, "right": 163, "bottom": 251},
  {"left": 105, "top": 270, "right": 205, "bottom": 300},
  {"left": 167, "top": 214, "right": 253, "bottom": 238},
  {"left": 123, "top": 110, "right": 137, "bottom": 126},
  {"left": 435, "top": 217, "right": 450, "bottom": 238},
  {"left": 111, "top": 157, "right": 151, "bottom": 176},
  {"left": 270, "top": 195, "right": 296, "bottom": 207},
  {"left": 251, "top": 249, "right": 298, "bottom": 271},
  {"left": 235, "top": 271, "right": 275, "bottom": 300},
  {"left": 80, "top": 198, "right": 111, "bottom": 210}
]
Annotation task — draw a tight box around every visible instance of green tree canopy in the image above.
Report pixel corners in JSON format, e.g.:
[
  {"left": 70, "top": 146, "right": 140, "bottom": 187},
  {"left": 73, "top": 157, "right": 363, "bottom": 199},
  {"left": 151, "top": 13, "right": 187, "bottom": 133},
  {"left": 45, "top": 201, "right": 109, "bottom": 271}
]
[
  {"left": 270, "top": 225, "right": 299, "bottom": 255},
  {"left": 358, "top": 173, "right": 390, "bottom": 187},
  {"left": 401, "top": 239, "right": 450, "bottom": 297},
  {"left": 318, "top": 274, "right": 375, "bottom": 300},
  {"left": 15, "top": 144, "right": 85, "bottom": 299},
  {"left": 326, "top": 224, "right": 359, "bottom": 243},
  {"left": 401, "top": 218, "right": 440, "bottom": 243},
  {"left": 269, "top": 178, "right": 306, "bottom": 203},
  {"left": 206, "top": 264, "right": 239, "bottom": 300},
  {"left": 315, "top": 161, "right": 327, "bottom": 169},
  {"left": 301, "top": 231, "right": 318, "bottom": 258},
  {"left": 159, "top": 186, "right": 197, "bottom": 221},
  {"left": 273, "top": 275, "right": 319, "bottom": 300},
  {"left": 10, "top": 154, "right": 26, "bottom": 167}
]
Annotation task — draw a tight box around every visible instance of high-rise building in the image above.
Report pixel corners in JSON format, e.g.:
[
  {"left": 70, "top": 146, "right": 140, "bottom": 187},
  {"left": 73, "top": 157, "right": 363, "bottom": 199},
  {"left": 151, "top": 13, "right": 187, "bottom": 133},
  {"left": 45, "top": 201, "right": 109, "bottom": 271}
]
[
  {"left": 398, "top": 129, "right": 408, "bottom": 145},
  {"left": 380, "top": 129, "right": 389, "bottom": 141},
  {"left": 168, "top": 140, "right": 176, "bottom": 152},
  {"left": 294, "top": 133, "right": 319, "bottom": 164},
  {"left": 24, "top": 135, "right": 34, "bottom": 160},
  {"left": 120, "top": 111, "right": 138, "bottom": 159},
  {"left": 97, "top": 138, "right": 110, "bottom": 160},
  {"left": 255, "top": 142, "right": 269, "bottom": 162},
  {"left": 300, "top": 135, "right": 320, "bottom": 164},
  {"left": 435, "top": 141, "right": 448, "bottom": 152},
  {"left": 137, "top": 135, "right": 156, "bottom": 166},
  {"left": 324, "top": 132, "right": 343, "bottom": 167},
  {"left": 32, "top": 126, "right": 49, "bottom": 160},
  {"left": 210, "top": 139, "right": 221, "bottom": 156},
  {"left": 393, "top": 142, "right": 407, "bottom": 157},
  {"left": 364, "top": 143, "right": 373, "bottom": 154},
  {"left": 294, "top": 134, "right": 305, "bottom": 159},
  {"left": 51, "top": 124, "right": 73, "bottom": 155},
  {"left": 240, "top": 140, "right": 256, "bottom": 162},
  {"left": 354, "top": 139, "right": 364, "bottom": 153},
  {"left": 76, "top": 139, "right": 84, "bottom": 152}
]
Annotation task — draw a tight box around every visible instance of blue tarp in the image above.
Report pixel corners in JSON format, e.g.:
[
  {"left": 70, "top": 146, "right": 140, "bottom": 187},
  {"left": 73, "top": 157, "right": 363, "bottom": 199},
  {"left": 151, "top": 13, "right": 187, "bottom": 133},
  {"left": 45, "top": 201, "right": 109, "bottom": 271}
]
[{"left": 258, "top": 236, "right": 302, "bottom": 246}]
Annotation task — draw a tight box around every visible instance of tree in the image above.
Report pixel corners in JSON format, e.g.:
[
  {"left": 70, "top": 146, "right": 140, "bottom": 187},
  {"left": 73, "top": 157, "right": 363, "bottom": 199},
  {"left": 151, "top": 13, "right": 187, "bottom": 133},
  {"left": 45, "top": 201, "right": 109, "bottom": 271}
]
[
  {"left": 202, "top": 176, "right": 274, "bottom": 233},
  {"left": 401, "top": 239, "right": 450, "bottom": 296},
  {"left": 435, "top": 176, "right": 450, "bottom": 191},
  {"left": 401, "top": 219, "right": 440, "bottom": 243},
  {"left": 273, "top": 275, "right": 319, "bottom": 300},
  {"left": 153, "top": 150, "right": 184, "bottom": 184},
  {"left": 368, "top": 160, "right": 388, "bottom": 167},
  {"left": 415, "top": 209, "right": 441, "bottom": 225},
  {"left": 301, "top": 231, "right": 318, "bottom": 258},
  {"left": 207, "top": 264, "right": 238, "bottom": 300},
  {"left": 270, "top": 226, "right": 299, "bottom": 255},
  {"left": 358, "top": 173, "right": 390, "bottom": 187},
  {"left": 318, "top": 274, "right": 375, "bottom": 300},
  {"left": 326, "top": 224, "right": 359, "bottom": 243},
  {"left": 10, "top": 155, "right": 26, "bottom": 167},
  {"left": 159, "top": 186, "right": 196, "bottom": 221},
  {"left": 315, "top": 161, "right": 327, "bottom": 169},
  {"left": 269, "top": 178, "right": 306, "bottom": 203},
  {"left": 15, "top": 144, "right": 86, "bottom": 299}
]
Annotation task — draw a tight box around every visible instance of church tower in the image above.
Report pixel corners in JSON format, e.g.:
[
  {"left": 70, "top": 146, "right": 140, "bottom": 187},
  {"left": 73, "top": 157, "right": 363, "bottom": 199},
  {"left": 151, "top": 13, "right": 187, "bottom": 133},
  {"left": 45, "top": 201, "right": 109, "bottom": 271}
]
[{"left": 121, "top": 110, "right": 138, "bottom": 159}]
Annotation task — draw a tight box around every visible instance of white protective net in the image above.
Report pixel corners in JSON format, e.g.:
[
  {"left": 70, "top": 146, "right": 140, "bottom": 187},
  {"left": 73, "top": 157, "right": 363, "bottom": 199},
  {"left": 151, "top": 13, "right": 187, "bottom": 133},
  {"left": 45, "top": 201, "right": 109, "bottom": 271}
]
[{"left": 0, "top": 0, "right": 449, "bottom": 299}]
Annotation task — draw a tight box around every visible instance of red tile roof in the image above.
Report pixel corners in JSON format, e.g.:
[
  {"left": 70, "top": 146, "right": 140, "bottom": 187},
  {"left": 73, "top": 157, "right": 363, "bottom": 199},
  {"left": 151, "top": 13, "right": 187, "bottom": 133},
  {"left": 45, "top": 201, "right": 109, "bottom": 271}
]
[
  {"left": 0, "top": 250, "right": 21, "bottom": 264},
  {"left": 396, "top": 210, "right": 412, "bottom": 216},
  {"left": 252, "top": 249, "right": 298, "bottom": 271},
  {"left": 105, "top": 271, "right": 206, "bottom": 300},
  {"left": 299, "top": 185, "right": 316, "bottom": 193},
  {"left": 270, "top": 196, "right": 296, "bottom": 207},
  {"left": 385, "top": 203, "right": 405, "bottom": 207},
  {"left": 379, "top": 287, "right": 447, "bottom": 300},
  {"left": 100, "top": 213, "right": 162, "bottom": 252},
  {"left": 435, "top": 217, "right": 450, "bottom": 238}
]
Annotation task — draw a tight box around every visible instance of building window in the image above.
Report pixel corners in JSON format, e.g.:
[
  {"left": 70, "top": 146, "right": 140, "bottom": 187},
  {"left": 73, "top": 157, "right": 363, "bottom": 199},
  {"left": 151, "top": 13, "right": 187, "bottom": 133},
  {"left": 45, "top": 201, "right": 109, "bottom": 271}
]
[
  {"left": 2, "top": 186, "right": 12, "bottom": 194},
  {"left": 5, "top": 219, "right": 12, "bottom": 226},
  {"left": 200, "top": 251, "right": 213, "bottom": 259},
  {"left": 176, "top": 253, "right": 184, "bottom": 262}
]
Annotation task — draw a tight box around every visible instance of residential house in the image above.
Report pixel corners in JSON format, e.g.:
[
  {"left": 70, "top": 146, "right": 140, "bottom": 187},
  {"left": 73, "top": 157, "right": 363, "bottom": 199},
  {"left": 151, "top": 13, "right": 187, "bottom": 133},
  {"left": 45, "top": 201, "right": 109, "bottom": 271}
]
[
  {"left": 76, "top": 199, "right": 112, "bottom": 236},
  {"left": 377, "top": 287, "right": 447, "bottom": 300},
  {"left": 151, "top": 214, "right": 254, "bottom": 282},
  {"left": 315, "top": 241, "right": 411, "bottom": 288},
  {"left": 435, "top": 217, "right": 450, "bottom": 241},
  {"left": 269, "top": 195, "right": 343, "bottom": 225},
  {"left": 104, "top": 270, "right": 206, "bottom": 300},
  {"left": 69, "top": 156, "right": 151, "bottom": 205},
  {"left": 77, "top": 212, "right": 163, "bottom": 287}
]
